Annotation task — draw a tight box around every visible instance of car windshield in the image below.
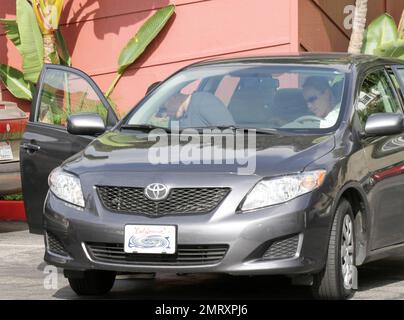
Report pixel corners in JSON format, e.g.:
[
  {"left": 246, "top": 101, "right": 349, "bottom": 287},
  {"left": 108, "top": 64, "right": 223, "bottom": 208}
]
[{"left": 125, "top": 65, "right": 346, "bottom": 131}]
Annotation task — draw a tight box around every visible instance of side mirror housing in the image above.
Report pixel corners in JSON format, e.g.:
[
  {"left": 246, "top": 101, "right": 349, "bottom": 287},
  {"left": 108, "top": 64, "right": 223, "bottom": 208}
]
[
  {"left": 364, "top": 113, "right": 403, "bottom": 137},
  {"left": 67, "top": 113, "right": 106, "bottom": 136}
]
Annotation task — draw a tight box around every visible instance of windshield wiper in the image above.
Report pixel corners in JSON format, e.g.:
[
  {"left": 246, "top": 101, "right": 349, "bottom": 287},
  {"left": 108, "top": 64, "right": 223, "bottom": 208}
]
[
  {"left": 120, "top": 124, "right": 282, "bottom": 135},
  {"left": 120, "top": 124, "right": 172, "bottom": 133},
  {"left": 188, "top": 126, "right": 280, "bottom": 135}
]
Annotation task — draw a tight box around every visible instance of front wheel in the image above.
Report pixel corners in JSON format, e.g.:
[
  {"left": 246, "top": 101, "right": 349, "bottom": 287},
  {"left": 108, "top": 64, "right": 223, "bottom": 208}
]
[
  {"left": 68, "top": 270, "right": 116, "bottom": 296},
  {"left": 312, "top": 199, "right": 356, "bottom": 300}
]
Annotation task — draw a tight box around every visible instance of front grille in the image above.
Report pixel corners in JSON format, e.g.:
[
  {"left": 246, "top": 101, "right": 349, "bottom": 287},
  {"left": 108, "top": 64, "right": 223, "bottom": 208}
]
[
  {"left": 262, "top": 235, "right": 300, "bottom": 260},
  {"left": 46, "top": 232, "right": 69, "bottom": 257},
  {"left": 97, "top": 186, "right": 230, "bottom": 216},
  {"left": 86, "top": 243, "right": 229, "bottom": 266}
]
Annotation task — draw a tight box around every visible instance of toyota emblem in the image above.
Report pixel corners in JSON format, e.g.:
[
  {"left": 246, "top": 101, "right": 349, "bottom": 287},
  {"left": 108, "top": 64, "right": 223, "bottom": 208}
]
[{"left": 144, "top": 183, "right": 169, "bottom": 201}]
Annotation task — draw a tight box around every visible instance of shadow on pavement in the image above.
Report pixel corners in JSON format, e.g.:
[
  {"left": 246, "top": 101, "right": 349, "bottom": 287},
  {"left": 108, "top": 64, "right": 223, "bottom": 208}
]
[
  {"left": 357, "top": 257, "right": 404, "bottom": 292},
  {"left": 0, "top": 221, "right": 28, "bottom": 233},
  {"left": 53, "top": 274, "right": 314, "bottom": 300}
]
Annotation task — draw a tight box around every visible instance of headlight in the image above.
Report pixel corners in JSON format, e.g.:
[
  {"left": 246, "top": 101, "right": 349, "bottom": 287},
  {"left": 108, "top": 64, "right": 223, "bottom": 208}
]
[
  {"left": 240, "top": 170, "right": 326, "bottom": 211},
  {"left": 48, "top": 167, "right": 85, "bottom": 207}
]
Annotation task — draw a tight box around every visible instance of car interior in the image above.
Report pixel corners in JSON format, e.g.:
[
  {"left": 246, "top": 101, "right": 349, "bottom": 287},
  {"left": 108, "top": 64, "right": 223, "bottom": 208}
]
[{"left": 142, "top": 69, "right": 345, "bottom": 131}]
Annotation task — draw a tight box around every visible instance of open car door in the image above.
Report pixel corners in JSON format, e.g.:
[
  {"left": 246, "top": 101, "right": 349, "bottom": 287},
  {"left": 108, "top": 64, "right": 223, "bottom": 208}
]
[{"left": 20, "top": 65, "right": 118, "bottom": 234}]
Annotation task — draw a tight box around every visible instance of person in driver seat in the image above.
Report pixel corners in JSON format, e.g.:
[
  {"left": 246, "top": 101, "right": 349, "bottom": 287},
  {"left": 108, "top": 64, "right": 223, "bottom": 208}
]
[{"left": 302, "top": 76, "right": 341, "bottom": 128}]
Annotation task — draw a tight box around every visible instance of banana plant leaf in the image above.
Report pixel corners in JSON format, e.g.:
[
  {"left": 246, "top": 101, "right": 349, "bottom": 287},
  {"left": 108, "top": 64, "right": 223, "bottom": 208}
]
[
  {"left": 32, "top": 0, "right": 64, "bottom": 34},
  {"left": 362, "top": 14, "right": 398, "bottom": 55},
  {"left": 0, "top": 64, "right": 34, "bottom": 101},
  {"left": 55, "top": 29, "right": 71, "bottom": 66},
  {"left": 16, "top": 0, "right": 44, "bottom": 83},
  {"left": 0, "top": 19, "right": 21, "bottom": 52},
  {"left": 373, "top": 40, "right": 404, "bottom": 60},
  {"left": 117, "top": 5, "right": 175, "bottom": 74}
]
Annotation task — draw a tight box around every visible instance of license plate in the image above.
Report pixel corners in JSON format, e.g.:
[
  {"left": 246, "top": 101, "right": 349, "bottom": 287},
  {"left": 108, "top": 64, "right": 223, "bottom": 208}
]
[
  {"left": 124, "top": 225, "right": 176, "bottom": 254},
  {"left": 0, "top": 142, "right": 13, "bottom": 161}
]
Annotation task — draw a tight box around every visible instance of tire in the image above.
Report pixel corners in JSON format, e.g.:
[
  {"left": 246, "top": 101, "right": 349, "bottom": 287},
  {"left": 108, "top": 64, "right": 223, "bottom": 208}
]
[
  {"left": 312, "top": 199, "right": 356, "bottom": 300},
  {"left": 68, "top": 270, "right": 116, "bottom": 296}
]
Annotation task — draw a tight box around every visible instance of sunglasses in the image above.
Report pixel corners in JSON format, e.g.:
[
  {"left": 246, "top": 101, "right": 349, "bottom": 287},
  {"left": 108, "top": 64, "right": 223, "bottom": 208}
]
[{"left": 305, "top": 95, "right": 319, "bottom": 104}]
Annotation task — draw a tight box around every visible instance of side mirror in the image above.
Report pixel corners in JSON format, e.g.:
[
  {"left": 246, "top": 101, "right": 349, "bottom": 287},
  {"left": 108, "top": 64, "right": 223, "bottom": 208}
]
[
  {"left": 146, "top": 81, "right": 161, "bottom": 95},
  {"left": 364, "top": 113, "right": 403, "bottom": 137},
  {"left": 67, "top": 113, "right": 106, "bottom": 136}
]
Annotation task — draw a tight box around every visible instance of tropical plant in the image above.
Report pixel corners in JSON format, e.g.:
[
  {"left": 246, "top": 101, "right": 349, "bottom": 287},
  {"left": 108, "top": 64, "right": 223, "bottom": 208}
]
[
  {"left": 105, "top": 4, "right": 175, "bottom": 97},
  {"left": 32, "top": 0, "right": 66, "bottom": 64},
  {"left": 0, "top": 64, "right": 34, "bottom": 100},
  {"left": 348, "top": 0, "right": 368, "bottom": 54},
  {"left": 0, "top": 0, "right": 70, "bottom": 99},
  {"left": 362, "top": 13, "right": 404, "bottom": 59},
  {"left": 0, "top": 1, "right": 175, "bottom": 118}
]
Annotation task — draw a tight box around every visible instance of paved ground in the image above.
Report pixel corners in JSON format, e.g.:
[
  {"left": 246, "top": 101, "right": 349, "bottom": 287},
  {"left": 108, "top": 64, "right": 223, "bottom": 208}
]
[{"left": 2, "top": 222, "right": 404, "bottom": 300}]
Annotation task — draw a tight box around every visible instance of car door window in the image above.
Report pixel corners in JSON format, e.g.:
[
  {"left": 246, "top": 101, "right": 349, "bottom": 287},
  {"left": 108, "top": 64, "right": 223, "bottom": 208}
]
[
  {"left": 357, "top": 69, "right": 402, "bottom": 127},
  {"left": 37, "top": 69, "right": 109, "bottom": 127}
]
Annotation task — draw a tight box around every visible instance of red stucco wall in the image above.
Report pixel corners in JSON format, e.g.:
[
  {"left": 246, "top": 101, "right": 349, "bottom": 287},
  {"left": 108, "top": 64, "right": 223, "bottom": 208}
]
[
  {"left": 1, "top": 0, "right": 404, "bottom": 115},
  {"left": 300, "top": 0, "right": 404, "bottom": 52},
  {"left": 1, "top": 0, "right": 299, "bottom": 115}
]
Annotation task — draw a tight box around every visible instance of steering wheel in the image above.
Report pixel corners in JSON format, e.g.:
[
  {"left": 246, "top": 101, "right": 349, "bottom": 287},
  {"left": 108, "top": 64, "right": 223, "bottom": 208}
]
[{"left": 293, "top": 115, "right": 323, "bottom": 124}]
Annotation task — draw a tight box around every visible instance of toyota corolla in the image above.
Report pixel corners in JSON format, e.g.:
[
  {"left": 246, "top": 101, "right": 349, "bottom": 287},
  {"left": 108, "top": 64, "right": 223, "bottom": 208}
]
[{"left": 21, "top": 53, "right": 404, "bottom": 299}]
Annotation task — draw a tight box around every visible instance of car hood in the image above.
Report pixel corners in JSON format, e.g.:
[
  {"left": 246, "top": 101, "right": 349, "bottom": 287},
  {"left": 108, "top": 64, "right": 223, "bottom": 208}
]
[{"left": 64, "top": 131, "right": 335, "bottom": 178}]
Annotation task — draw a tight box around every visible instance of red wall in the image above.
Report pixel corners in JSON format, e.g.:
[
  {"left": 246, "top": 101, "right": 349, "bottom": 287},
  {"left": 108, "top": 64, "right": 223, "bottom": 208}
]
[
  {"left": 299, "top": 0, "right": 404, "bottom": 52},
  {"left": 2, "top": 0, "right": 404, "bottom": 115},
  {"left": 1, "top": 0, "right": 298, "bottom": 115}
]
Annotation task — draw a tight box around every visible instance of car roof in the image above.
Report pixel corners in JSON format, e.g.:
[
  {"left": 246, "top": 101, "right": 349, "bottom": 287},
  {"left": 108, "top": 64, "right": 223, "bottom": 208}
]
[{"left": 187, "top": 53, "right": 404, "bottom": 72}]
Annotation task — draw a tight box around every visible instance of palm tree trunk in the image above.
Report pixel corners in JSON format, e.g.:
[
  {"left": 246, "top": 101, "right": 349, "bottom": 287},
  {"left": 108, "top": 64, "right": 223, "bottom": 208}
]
[
  {"left": 43, "top": 33, "right": 60, "bottom": 64},
  {"left": 348, "top": 0, "right": 368, "bottom": 54}
]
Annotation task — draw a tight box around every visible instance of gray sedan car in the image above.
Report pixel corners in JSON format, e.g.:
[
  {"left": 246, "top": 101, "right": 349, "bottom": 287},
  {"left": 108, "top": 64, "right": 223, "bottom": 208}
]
[{"left": 21, "top": 53, "right": 404, "bottom": 299}]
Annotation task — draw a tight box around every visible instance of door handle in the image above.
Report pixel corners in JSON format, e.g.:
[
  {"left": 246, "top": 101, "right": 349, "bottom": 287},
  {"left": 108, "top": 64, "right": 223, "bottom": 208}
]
[{"left": 21, "top": 143, "right": 41, "bottom": 153}]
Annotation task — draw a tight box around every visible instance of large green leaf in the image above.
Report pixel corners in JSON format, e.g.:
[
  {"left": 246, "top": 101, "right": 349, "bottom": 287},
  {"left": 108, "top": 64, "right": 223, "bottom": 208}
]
[
  {"left": 0, "top": 19, "right": 21, "bottom": 52},
  {"left": 55, "top": 29, "right": 72, "bottom": 66},
  {"left": 362, "top": 14, "right": 398, "bottom": 55},
  {"left": 0, "top": 64, "right": 33, "bottom": 101},
  {"left": 374, "top": 40, "right": 404, "bottom": 59},
  {"left": 117, "top": 5, "right": 175, "bottom": 74},
  {"left": 16, "top": 0, "right": 44, "bottom": 83}
]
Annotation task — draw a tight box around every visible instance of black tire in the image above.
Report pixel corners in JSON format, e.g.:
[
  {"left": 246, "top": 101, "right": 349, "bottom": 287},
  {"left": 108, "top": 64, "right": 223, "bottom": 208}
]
[
  {"left": 312, "top": 199, "right": 356, "bottom": 300},
  {"left": 68, "top": 270, "right": 116, "bottom": 296}
]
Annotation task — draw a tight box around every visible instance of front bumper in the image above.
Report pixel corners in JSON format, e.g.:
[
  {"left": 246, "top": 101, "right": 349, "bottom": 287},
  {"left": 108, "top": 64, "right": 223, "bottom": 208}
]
[{"left": 43, "top": 187, "right": 335, "bottom": 276}]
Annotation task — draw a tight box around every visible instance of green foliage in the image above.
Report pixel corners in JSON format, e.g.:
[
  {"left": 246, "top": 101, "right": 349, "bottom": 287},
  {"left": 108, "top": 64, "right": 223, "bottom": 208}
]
[
  {"left": 0, "top": 19, "right": 21, "bottom": 52},
  {"left": 374, "top": 40, "right": 404, "bottom": 59},
  {"left": 0, "top": 64, "right": 33, "bottom": 100},
  {"left": 0, "top": 193, "right": 23, "bottom": 201},
  {"left": 362, "top": 14, "right": 398, "bottom": 55},
  {"left": 117, "top": 5, "right": 175, "bottom": 74},
  {"left": 0, "top": 1, "right": 70, "bottom": 101},
  {"left": 16, "top": 0, "right": 44, "bottom": 83},
  {"left": 1, "top": 1, "right": 174, "bottom": 121},
  {"left": 55, "top": 29, "right": 72, "bottom": 67},
  {"left": 362, "top": 13, "right": 404, "bottom": 60},
  {"left": 106, "top": 4, "right": 175, "bottom": 97}
]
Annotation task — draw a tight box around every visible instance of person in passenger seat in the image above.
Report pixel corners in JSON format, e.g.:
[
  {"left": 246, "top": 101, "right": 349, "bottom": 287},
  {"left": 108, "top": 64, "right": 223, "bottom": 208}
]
[
  {"left": 177, "top": 91, "right": 235, "bottom": 127},
  {"left": 149, "top": 93, "right": 190, "bottom": 127}
]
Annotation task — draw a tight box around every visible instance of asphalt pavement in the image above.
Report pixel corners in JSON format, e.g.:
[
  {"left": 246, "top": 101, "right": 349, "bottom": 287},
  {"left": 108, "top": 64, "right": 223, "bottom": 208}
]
[{"left": 1, "top": 222, "right": 404, "bottom": 300}]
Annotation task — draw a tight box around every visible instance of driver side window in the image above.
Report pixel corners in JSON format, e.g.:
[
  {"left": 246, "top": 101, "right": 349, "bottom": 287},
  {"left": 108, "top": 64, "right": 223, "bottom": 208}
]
[
  {"left": 37, "top": 69, "right": 109, "bottom": 127},
  {"left": 356, "top": 69, "right": 401, "bottom": 128}
]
